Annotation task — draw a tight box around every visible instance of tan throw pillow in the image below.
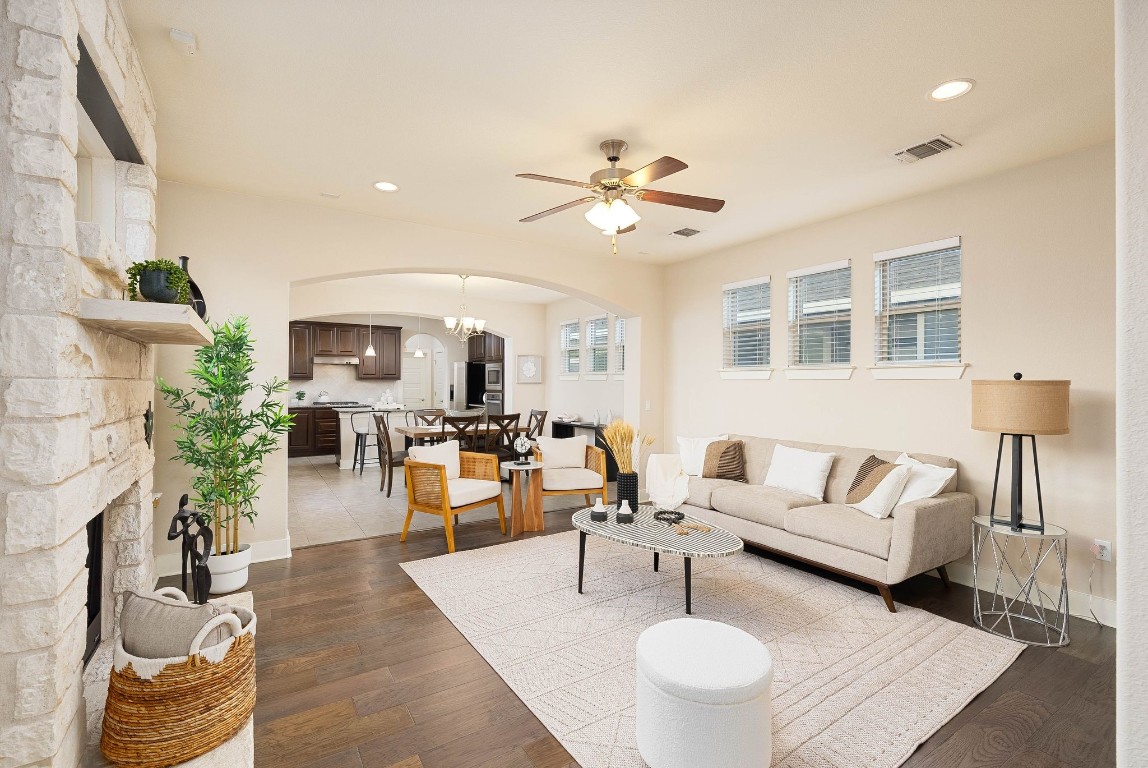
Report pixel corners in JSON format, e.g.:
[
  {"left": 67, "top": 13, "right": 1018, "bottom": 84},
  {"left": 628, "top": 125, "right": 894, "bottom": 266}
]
[
  {"left": 846, "top": 455, "right": 912, "bottom": 519},
  {"left": 701, "top": 440, "right": 746, "bottom": 482},
  {"left": 120, "top": 590, "right": 228, "bottom": 659}
]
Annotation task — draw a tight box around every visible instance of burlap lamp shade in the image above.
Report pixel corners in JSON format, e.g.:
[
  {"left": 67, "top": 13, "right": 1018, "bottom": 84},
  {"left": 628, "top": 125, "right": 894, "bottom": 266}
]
[
  {"left": 971, "top": 379, "right": 1070, "bottom": 436},
  {"left": 971, "top": 374, "right": 1070, "bottom": 532}
]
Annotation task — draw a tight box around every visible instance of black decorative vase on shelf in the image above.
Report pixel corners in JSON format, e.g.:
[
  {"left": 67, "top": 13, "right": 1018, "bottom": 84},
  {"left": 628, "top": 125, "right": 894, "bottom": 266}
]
[
  {"left": 178, "top": 256, "right": 208, "bottom": 320},
  {"left": 138, "top": 269, "right": 180, "bottom": 303},
  {"left": 617, "top": 471, "right": 639, "bottom": 518}
]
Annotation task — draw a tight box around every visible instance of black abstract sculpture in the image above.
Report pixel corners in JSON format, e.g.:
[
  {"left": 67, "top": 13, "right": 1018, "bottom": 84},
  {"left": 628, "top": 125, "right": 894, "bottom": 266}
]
[{"left": 166, "top": 494, "right": 213, "bottom": 603}]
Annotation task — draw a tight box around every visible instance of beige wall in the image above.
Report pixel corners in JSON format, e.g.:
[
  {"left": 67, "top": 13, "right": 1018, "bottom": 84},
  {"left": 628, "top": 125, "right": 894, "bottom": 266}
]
[
  {"left": 545, "top": 297, "right": 626, "bottom": 423},
  {"left": 663, "top": 142, "right": 1116, "bottom": 611},
  {"left": 153, "top": 182, "right": 664, "bottom": 572}
]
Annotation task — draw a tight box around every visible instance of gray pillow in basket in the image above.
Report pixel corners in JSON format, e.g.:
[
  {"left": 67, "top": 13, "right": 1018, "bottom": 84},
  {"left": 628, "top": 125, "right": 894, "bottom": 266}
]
[{"left": 120, "top": 590, "right": 231, "bottom": 659}]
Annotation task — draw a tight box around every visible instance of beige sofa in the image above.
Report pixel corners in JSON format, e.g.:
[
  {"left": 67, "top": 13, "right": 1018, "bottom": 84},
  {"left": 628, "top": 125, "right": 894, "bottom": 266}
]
[{"left": 680, "top": 434, "right": 975, "bottom": 611}]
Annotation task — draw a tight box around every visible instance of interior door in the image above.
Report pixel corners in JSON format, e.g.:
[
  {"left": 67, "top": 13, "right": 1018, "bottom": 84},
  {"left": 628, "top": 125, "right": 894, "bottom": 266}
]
[{"left": 401, "top": 354, "right": 432, "bottom": 410}]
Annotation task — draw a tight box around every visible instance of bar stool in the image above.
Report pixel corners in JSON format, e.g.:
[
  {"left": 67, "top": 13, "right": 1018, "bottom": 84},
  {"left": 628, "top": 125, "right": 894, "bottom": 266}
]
[{"left": 351, "top": 411, "right": 379, "bottom": 475}]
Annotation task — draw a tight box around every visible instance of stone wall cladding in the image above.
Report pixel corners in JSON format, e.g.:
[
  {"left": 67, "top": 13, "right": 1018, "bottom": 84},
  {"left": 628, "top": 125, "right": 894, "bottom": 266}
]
[{"left": 0, "top": 1, "right": 158, "bottom": 766}]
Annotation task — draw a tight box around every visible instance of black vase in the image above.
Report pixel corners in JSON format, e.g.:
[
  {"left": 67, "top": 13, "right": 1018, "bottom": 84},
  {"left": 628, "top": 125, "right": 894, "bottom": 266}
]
[
  {"left": 137, "top": 269, "right": 179, "bottom": 303},
  {"left": 616, "top": 471, "right": 639, "bottom": 516},
  {"left": 179, "top": 256, "right": 208, "bottom": 319}
]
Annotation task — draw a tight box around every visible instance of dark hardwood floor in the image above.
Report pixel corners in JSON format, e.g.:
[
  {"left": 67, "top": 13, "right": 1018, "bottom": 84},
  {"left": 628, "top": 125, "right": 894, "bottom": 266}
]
[{"left": 161, "top": 511, "right": 1116, "bottom": 768}]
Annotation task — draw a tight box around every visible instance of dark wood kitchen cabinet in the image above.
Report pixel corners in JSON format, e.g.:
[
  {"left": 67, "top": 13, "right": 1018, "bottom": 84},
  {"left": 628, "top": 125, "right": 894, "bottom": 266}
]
[
  {"left": 356, "top": 326, "right": 401, "bottom": 380},
  {"left": 468, "top": 332, "right": 504, "bottom": 363},
  {"left": 313, "top": 324, "right": 358, "bottom": 356},
  {"left": 287, "top": 409, "right": 313, "bottom": 452},
  {"left": 313, "top": 409, "right": 339, "bottom": 451},
  {"left": 288, "top": 407, "right": 340, "bottom": 457},
  {"left": 288, "top": 323, "right": 314, "bottom": 380}
]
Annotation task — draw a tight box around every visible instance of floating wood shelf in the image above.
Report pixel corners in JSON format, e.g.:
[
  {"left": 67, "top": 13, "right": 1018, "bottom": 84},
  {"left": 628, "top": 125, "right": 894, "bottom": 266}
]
[{"left": 78, "top": 298, "right": 211, "bottom": 346}]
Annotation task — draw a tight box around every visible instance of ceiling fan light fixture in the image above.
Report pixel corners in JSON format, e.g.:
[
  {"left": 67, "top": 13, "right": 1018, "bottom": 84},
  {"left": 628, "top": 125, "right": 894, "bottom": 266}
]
[{"left": 585, "top": 199, "right": 640, "bottom": 233}]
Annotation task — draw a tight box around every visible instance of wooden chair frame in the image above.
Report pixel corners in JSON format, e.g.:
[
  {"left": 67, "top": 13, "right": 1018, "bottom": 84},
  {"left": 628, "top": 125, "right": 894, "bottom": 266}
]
[
  {"left": 403, "top": 451, "right": 506, "bottom": 553},
  {"left": 532, "top": 444, "right": 609, "bottom": 508},
  {"left": 373, "top": 413, "right": 407, "bottom": 497},
  {"left": 525, "top": 409, "right": 548, "bottom": 440}
]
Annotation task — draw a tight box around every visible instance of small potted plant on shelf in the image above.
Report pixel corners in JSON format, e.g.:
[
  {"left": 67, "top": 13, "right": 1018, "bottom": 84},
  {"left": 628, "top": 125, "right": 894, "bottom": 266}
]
[
  {"left": 158, "top": 316, "right": 293, "bottom": 593},
  {"left": 126, "top": 258, "right": 191, "bottom": 304}
]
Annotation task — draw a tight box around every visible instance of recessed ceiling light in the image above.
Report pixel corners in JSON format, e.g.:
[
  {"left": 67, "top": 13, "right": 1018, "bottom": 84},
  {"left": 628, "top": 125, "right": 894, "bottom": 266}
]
[
  {"left": 373, "top": 181, "right": 399, "bottom": 192},
  {"left": 929, "top": 79, "right": 975, "bottom": 101}
]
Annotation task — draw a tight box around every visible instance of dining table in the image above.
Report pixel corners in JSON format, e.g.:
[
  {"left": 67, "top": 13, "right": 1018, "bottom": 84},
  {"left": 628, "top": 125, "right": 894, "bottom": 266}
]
[{"left": 394, "top": 423, "right": 530, "bottom": 446}]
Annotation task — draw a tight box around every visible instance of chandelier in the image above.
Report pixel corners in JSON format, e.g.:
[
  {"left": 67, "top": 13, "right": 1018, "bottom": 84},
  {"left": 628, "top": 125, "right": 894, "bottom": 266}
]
[{"left": 443, "top": 275, "right": 486, "bottom": 343}]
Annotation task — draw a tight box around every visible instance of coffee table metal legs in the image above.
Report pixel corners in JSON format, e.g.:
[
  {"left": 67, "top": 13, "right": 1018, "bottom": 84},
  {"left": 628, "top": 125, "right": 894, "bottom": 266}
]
[
  {"left": 685, "top": 557, "right": 692, "bottom": 614},
  {"left": 654, "top": 552, "right": 659, "bottom": 572},
  {"left": 578, "top": 531, "right": 587, "bottom": 594}
]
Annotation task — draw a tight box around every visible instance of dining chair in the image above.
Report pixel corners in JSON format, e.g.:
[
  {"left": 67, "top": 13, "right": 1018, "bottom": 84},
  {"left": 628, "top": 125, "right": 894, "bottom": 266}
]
[
  {"left": 409, "top": 408, "right": 447, "bottom": 445},
  {"left": 441, "top": 414, "right": 482, "bottom": 452},
  {"left": 373, "top": 414, "right": 408, "bottom": 497},
  {"left": 526, "top": 409, "right": 548, "bottom": 440},
  {"left": 483, "top": 413, "right": 521, "bottom": 463},
  {"left": 350, "top": 411, "right": 380, "bottom": 475}
]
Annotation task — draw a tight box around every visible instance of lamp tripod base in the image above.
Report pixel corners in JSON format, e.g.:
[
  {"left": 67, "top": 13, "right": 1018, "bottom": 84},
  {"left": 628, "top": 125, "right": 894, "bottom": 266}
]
[{"left": 988, "top": 433, "right": 1046, "bottom": 534}]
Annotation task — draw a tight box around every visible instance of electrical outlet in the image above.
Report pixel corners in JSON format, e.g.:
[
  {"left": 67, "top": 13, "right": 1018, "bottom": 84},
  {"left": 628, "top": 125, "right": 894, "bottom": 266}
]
[{"left": 1094, "top": 539, "right": 1112, "bottom": 561}]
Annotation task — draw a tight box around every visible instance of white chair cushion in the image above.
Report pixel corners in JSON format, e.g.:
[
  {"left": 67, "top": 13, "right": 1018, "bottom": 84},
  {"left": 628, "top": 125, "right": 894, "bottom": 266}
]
[
  {"left": 445, "top": 478, "right": 501, "bottom": 508},
  {"left": 636, "top": 618, "right": 772, "bottom": 705},
  {"left": 409, "top": 440, "right": 461, "bottom": 480},
  {"left": 536, "top": 435, "right": 587, "bottom": 469},
  {"left": 541, "top": 467, "right": 603, "bottom": 491}
]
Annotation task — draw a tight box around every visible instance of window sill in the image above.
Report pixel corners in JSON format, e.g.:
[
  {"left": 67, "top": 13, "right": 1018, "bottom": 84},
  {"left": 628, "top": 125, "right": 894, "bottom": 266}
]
[
  {"left": 784, "top": 367, "right": 855, "bottom": 380},
  {"left": 869, "top": 364, "right": 967, "bottom": 380},
  {"left": 609, "top": 373, "right": 626, "bottom": 382},
  {"left": 582, "top": 373, "right": 609, "bottom": 381},
  {"left": 558, "top": 373, "right": 580, "bottom": 381},
  {"left": 719, "top": 369, "right": 773, "bottom": 380}
]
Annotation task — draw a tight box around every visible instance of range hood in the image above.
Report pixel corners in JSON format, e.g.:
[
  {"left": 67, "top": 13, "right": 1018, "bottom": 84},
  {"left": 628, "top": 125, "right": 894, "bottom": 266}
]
[{"left": 313, "top": 355, "right": 360, "bottom": 365}]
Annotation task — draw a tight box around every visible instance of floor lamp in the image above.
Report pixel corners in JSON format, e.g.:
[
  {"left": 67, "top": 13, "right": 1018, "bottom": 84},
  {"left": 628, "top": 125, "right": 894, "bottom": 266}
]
[{"left": 971, "top": 374, "right": 1070, "bottom": 533}]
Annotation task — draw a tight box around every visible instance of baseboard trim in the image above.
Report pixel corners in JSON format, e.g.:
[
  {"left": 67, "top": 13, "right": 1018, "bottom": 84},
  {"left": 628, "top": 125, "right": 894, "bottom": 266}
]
[
  {"left": 154, "top": 536, "right": 293, "bottom": 578},
  {"left": 929, "top": 561, "right": 1116, "bottom": 629}
]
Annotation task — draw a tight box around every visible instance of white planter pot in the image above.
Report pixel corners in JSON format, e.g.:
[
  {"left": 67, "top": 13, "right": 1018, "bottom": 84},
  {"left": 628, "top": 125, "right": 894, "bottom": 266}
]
[{"left": 208, "top": 543, "right": 252, "bottom": 594}]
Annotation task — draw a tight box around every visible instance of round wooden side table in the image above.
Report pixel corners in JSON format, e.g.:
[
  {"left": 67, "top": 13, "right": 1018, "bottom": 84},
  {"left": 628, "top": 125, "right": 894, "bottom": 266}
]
[
  {"left": 501, "top": 461, "right": 544, "bottom": 537},
  {"left": 971, "top": 515, "right": 1069, "bottom": 647}
]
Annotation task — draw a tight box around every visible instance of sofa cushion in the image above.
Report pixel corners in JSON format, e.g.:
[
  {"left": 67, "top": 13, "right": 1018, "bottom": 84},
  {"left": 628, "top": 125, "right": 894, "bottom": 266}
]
[
  {"left": 727, "top": 435, "right": 822, "bottom": 486},
  {"left": 711, "top": 485, "right": 822, "bottom": 529},
  {"left": 763, "top": 445, "right": 836, "bottom": 500},
  {"left": 536, "top": 435, "right": 587, "bottom": 468},
  {"left": 678, "top": 436, "right": 721, "bottom": 476},
  {"left": 686, "top": 477, "right": 743, "bottom": 509},
  {"left": 409, "top": 439, "right": 461, "bottom": 480},
  {"left": 893, "top": 453, "right": 958, "bottom": 505},
  {"left": 446, "top": 478, "right": 501, "bottom": 508},
  {"left": 701, "top": 440, "right": 745, "bottom": 482},
  {"left": 542, "top": 467, "right": 603, "bottom": 491},
  {"left": 783, "top": 504, "right": 895, "bottom": 559}
]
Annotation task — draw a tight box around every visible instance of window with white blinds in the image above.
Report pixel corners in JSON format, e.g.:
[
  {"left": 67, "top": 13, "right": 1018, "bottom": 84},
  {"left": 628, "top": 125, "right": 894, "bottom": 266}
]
[
  {"left": 614, "top": 317, "right": 626, "bottom": 373},
  {"left": 560, "top": 320, "right": 580, "bottom": 373},
  {"left": 788, "top": 262, "right": 851, "bottom": 366},
  {"left": 722, "top": 278, "right": 770, "bottom": 368},
  {"left": 874, "top": 239, "right": 961, "bottom": 364},
  {"left": 585, "top": 316, "right": 609, "bottom": 373}
]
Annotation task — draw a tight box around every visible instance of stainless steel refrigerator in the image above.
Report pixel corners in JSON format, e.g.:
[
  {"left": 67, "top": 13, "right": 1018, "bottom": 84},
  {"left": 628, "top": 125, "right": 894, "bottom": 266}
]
[{"left": 449, "top": 362, "right": 468, "bottom": 410}]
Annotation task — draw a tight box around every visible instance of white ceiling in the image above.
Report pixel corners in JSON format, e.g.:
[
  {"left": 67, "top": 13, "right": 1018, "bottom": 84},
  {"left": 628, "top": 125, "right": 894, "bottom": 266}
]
[
  {"left": 123, "top": 1, "right": 1113, "bottom": 264},
  {"left": 307, "top": 273, "right": 566, "bottom": 305}
]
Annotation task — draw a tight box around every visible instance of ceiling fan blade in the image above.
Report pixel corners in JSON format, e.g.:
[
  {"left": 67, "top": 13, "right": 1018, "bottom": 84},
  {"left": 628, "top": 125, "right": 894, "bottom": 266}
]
[
  {"left": 616, "top": 224, "right": 637, "bottom": 235},
  {"left": 620, "top": 156, "right": 688, "bottom": 188},
  {"left": 516, "top": 173, "right": 594, "bottom": 189},
  {"left": 519, "top": 196, "right": 597, "bottom": 222},
  {"left": 636, "top": 189, "right": 725, "bottom": 213}
]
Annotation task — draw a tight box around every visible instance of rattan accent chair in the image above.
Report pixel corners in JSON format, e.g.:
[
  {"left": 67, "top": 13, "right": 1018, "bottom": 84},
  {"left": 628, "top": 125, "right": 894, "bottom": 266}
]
[
  {"left": 532, "top": 442, "right": 609, "bottom": 509},
  {"left": 403, "top": 446, "right": 506, "bottom": 553}
]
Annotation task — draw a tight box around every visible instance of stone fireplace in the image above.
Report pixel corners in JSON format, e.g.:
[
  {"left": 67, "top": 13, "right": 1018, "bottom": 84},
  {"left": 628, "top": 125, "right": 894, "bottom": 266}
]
[{"left": 0, "top": 1, "right": 161, "bottom": 766}]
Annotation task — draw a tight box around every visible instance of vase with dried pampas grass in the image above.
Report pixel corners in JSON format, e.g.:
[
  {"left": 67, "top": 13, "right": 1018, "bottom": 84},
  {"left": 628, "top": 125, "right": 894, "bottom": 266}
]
[{"left": 602, "top": 420, "right": 655, "bottom": 513}]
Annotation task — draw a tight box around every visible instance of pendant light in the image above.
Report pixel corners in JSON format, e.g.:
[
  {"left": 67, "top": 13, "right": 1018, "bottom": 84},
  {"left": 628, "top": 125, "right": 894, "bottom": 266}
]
[
  {"left": 414, "top": 315, "right": 425, "bottom": 358},
  {"left": 364, "top": 313, "right": 376, "bottom": 357}
]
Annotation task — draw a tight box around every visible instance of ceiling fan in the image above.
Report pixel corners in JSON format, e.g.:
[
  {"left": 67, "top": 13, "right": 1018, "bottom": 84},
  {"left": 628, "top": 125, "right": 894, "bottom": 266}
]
[{"left": 516, "top": 139, "right": 725, "bottom": 237}]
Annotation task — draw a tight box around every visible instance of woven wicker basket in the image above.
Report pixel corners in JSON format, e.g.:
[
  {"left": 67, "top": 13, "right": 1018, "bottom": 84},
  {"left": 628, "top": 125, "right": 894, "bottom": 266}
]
[{"left": 100, "top": 591, "right": 257, "bottom": 768}]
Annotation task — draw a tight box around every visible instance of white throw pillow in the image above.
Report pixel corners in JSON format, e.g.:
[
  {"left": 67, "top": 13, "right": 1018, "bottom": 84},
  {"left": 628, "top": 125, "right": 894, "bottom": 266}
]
[
  {"left": 849, "top": 463, "right": 913, "bottom": 519},
  {"left": 893, "top": 453, "right": 957, "bottom": 505},
  {"left": 536, "top": 435, "right": 588, "bottom": 469},
  {"left": 762, "top": 445, "right": 836, "bottom": 500},
  {"left": 409, "top": 439, "right": 461, "bottom": 480},
  {"left": 676, "top": 436, "right": 721, "bottom": 476}
]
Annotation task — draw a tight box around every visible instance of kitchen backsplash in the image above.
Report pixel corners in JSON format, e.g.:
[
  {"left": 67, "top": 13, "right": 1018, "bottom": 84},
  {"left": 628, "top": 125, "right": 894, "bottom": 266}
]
[{"left": 291, "top": 364, "right": 405, "bottom": 405}]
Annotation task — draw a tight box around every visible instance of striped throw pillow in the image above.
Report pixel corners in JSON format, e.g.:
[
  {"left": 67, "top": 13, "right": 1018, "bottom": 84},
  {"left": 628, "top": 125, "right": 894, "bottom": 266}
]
[{"left": 701, "top": 440, "right": 746, "bottom": 482}]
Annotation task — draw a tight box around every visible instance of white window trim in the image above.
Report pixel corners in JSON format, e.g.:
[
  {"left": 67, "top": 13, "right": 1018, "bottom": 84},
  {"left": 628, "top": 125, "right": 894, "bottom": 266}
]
[
  {"left": 869, "top": 363, "right": 967, "bottom": 380},
  {"left": 559, "top": 318, "right": 581, "bottom": 376},
  {"left": 786, "top": 259, "right": 850, "bottom": 279},
  {"left": 583, "top": 314, "right": 609, "bottom": 375},
  {"left": 582, "top": 373, "right": 609, "bottom": 381},
  {"left": 873, "top": 236, "right": 961, "bottom": 262},
  {"left": 612, "top": 316, "right": 626, "bottom": 376},
  {"left": 558, "top": 373, "right": 580, "bottom": 381},
  {"left": 720, "top": 368, "right": 773, "bottom": 380},
  {"left": 784, "top": 366, "right": 855, "bottom": 380}
]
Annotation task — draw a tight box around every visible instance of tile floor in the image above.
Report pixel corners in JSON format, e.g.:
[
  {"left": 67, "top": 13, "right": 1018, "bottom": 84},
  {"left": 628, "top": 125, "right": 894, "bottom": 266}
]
[{"left": 288, "top": 456, "right": 609, "bottom": 548}]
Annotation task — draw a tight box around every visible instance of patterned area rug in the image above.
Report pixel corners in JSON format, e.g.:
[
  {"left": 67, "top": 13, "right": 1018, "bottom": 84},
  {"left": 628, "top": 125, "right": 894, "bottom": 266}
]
[{"left": 401, "top": 530, "right": 1023, "bottom": 768}]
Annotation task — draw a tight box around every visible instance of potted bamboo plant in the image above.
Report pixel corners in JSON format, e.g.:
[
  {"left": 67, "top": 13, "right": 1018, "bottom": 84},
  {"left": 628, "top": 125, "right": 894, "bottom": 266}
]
[{"left": 158, "top": 316, "right": 293, "bottom": 593}]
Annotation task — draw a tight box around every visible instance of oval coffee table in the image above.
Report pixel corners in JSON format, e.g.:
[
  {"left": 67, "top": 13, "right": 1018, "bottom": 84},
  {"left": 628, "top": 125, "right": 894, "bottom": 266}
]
[{"left": 573, "top": 505, "right": 743, "bottom": 614}]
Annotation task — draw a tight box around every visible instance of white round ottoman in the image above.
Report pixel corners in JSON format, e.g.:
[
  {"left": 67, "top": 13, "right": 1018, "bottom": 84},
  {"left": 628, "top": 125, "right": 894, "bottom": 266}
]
[{"left": 635, "top": 618, "right": 772, "bottom": 768}]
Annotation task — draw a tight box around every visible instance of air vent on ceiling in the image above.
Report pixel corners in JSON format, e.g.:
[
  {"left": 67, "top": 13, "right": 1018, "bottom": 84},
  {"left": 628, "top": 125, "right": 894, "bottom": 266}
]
[
  {"left": 670, "top": 227, "right": 702, "bottom": 238},
  {"left": 891, "top": 134, "right": 962, "bottom": 164}
]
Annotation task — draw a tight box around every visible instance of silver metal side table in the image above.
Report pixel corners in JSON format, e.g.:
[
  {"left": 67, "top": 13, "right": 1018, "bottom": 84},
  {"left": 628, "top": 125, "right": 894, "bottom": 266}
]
[{"left": 972, "top": 515, "right": 1069, "bottom": 647}]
